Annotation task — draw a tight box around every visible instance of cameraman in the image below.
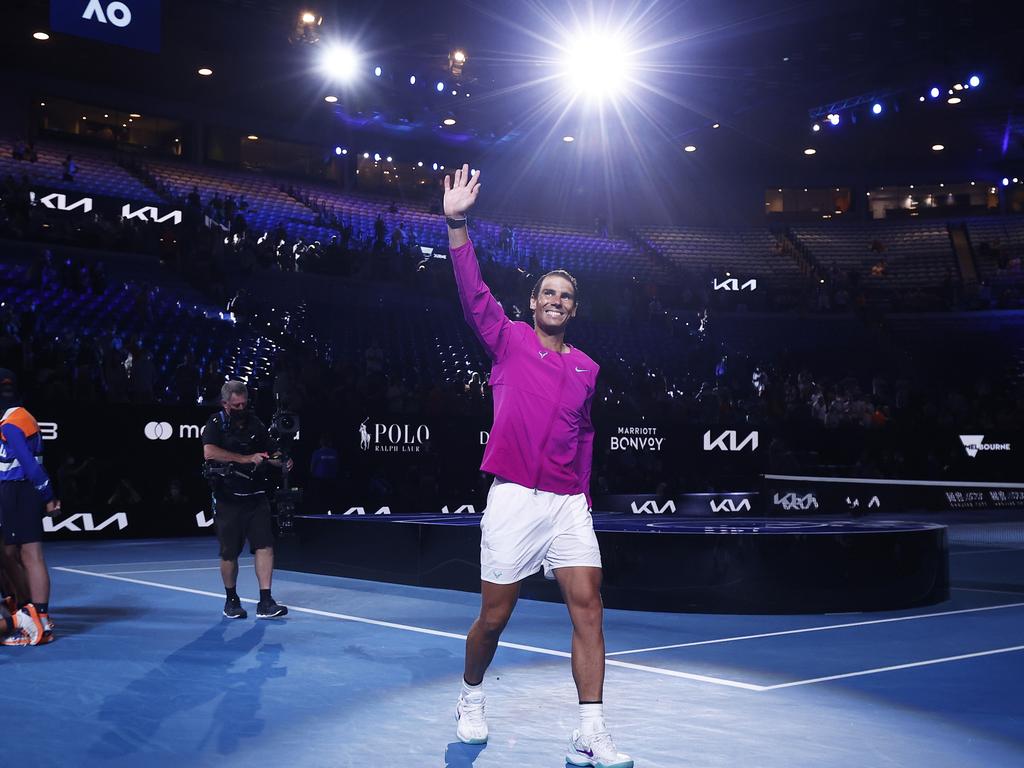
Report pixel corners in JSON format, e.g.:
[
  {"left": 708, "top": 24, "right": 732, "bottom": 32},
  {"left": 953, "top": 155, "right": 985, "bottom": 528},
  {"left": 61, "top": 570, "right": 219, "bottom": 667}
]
[{"left": 202, "top": 380, "right": 289, "bottom": 619}]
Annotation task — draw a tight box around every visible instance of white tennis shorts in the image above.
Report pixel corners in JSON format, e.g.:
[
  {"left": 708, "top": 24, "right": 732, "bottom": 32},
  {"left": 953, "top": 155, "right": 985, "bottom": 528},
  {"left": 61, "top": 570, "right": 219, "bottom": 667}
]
[{"left": 479, "top": 478, "right": 602, "bottom": 584}]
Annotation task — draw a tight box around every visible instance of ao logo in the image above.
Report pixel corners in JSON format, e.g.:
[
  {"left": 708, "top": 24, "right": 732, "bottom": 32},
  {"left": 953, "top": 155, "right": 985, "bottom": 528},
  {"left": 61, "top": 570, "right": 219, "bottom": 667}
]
[
  {"left": 195, "top": 511, "right": 215, "bottom": 528},
  {"left": 83, "top": 0, "right": 133, "bottom": 27},
  {"left": 144, "top": 421, "right": 173, "bottom": 440}
]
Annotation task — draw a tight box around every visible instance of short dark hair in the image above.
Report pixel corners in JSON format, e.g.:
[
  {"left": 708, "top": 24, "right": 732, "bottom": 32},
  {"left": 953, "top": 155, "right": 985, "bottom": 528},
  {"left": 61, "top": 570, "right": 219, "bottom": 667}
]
[{"left": 531, "top": 270, "right": 579, "bottom": 305}]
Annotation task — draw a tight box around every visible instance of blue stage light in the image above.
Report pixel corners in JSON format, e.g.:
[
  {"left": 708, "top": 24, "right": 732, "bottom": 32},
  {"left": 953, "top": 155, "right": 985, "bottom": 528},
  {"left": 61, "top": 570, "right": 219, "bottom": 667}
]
[{"left": 968, "top": 75, "right": 980, "bottom": 87}]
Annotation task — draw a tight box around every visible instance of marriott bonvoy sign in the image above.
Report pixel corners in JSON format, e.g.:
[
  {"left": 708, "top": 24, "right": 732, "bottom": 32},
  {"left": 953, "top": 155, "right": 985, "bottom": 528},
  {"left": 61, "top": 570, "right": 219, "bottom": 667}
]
[{"left": 610, "top": 426, "right": 664, "bottom": 451}]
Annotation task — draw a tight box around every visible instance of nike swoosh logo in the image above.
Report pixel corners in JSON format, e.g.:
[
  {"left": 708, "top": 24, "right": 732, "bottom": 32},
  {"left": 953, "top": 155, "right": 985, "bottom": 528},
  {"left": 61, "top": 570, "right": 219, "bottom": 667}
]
[{"left": 575, "top": 367, "right": 590, "bottom": 373}]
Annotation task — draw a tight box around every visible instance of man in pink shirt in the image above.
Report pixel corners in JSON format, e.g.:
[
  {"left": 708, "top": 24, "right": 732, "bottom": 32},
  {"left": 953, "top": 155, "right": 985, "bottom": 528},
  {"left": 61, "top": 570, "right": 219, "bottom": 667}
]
[{"left": 445, "top": 165, "right": 632, "bottom": 768}]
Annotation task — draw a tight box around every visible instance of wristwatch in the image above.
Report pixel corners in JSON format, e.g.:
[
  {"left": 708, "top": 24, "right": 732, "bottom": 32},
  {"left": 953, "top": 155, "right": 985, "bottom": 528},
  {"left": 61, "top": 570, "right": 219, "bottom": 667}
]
[{"left": 446, "top": 216, "right": 467, "bottom": 229}]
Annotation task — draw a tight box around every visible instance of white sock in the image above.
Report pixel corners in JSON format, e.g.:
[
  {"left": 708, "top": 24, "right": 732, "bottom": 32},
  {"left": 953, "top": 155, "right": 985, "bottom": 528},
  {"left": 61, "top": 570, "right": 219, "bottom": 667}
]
[
  {"left": 461, "top": 678, "right": 484, "bottom": 699},
  {"left": 579, "top": 703, "right": 605, "bottom": 736}
]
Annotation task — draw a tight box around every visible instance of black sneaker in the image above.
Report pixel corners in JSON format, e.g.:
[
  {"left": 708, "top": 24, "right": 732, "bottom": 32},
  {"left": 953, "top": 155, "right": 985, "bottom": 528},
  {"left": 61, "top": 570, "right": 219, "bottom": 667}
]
[
  {"left": 256, "top": 598, "right": 288, "bottom": 619},
  {"left": 223, "top": 598, "right": 248, "bottom": 619}
]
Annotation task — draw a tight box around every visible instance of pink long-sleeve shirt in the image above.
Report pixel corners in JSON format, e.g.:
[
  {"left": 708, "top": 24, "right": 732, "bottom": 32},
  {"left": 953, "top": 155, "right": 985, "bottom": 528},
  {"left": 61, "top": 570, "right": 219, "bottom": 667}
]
[{"left": 451, "top": 239, "right": 598, "bottom": 507}]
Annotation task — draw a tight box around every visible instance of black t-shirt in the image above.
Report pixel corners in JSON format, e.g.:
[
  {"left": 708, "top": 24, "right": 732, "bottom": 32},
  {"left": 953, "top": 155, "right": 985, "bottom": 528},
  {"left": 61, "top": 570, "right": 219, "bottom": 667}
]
[{"left": 201, "top": 410, "right": 273, "bottom": 495}]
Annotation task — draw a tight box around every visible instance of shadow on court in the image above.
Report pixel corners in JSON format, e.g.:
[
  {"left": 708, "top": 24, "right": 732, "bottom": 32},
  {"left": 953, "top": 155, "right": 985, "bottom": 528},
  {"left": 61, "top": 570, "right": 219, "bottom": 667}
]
[{"left": 88, "top": 620, "right": 284, "bottom": 758}]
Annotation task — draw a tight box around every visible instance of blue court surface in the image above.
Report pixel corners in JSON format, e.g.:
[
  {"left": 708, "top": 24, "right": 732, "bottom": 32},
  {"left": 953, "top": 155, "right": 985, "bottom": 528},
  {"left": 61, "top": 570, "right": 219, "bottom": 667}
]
[{"left": 6, "top": 528, "right": 1023, "bottom": 768}]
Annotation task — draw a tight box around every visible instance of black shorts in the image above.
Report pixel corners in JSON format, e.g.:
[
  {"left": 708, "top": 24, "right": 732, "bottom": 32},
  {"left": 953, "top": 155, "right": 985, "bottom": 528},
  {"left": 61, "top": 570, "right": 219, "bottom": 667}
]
[
  {"left": 0, "top": 481, "right": 45, "bottom": 545},
  {"left": 213, "top": 493, "right": 274, "bottom": 560}
]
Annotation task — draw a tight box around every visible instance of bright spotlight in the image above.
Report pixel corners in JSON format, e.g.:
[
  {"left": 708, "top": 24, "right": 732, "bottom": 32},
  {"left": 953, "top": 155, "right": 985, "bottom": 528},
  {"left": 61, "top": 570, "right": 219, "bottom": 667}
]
[
  {"left": 683, "top": 145, "right": 696, "bottom": 152},
  {"left": 32, "top": 31, "right": 50, "bottom": 41},
  {"left": 812, "top": 123, "right": 821, "bottom": 132},
  {"left": 929, "top": 87, "right": 940, "bottom": 98},
  {"left": 711, "top": 123, "right": 720, "bottom": 129},
  {"left": 968, "top": 75, "right": 980, "bottom": 88},
  {"left": 452, "top": 49, "right": 467, "bottom": 64},
  {"left": 563, "top": 136, "right": 575, "bottom": 143},
  {"left": 443, "top": 117, "right": 457, "bottom": 126},
  {"left": 1002, "top": 177, "right": 1009, "bottom": 187},
  {"left": 947, "top": 97, "right": 961, "bottom": 105},
  {"left": 432, "top": 162, "right": 438, "bottom": 170},
  {"left": 374, "top": 66, "right": 382, "bottom": 77},
  {"left": 386, "top": 156, "right": 393, "bottom": 162},
  {"left": 804, "top": 148, "right": 817, "bottom": 155},
  {"left": 197, "top": 67, "right": 214, "bottom": 76},
  {"left": 417, "top": 161, "right": 423, "bottom": 167},
  {"left": 436, "top": 81, "right": 445, "bottom": 92},
  {"left": 321, "top": 44, "right": 359, "bottom": 82},
  {"left": 562, "top": 31, "right": 633, "bottom": 100},
  {"left": 931, "top": 144, "right": 944, "bottom": 151},
  {"left": 246, "top": 135, "right": 259, "bottom": 140},
  {"left": 324, "top": 95, "right": 338, "bottom": 103},
  {"left": 363, "top": 152, "right": 370, "bottom": 159},
  {"left": 373, "top": 153, "right": 381, "bottom": 161},
  {"left": 409, "top": 75, "right": 416, "bottom": 85},
  {"left": 871, "top": 103, "right": 882, "bottom": 115},
  {"left": 301, "top": 11, "right": 316, "bottom": 24},
  {"left": 334, "top": 146, "right": 342, "bottom": 155},
  {"left": 827, "top": 113, "right": 840, "bottom": 126}
]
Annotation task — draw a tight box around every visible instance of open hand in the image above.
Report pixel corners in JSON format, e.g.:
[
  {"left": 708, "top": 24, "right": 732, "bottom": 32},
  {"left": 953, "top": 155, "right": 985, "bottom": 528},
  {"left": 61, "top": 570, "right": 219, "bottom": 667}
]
[{"left": 443, "top": 164, "right": 481, "bottom": 218}]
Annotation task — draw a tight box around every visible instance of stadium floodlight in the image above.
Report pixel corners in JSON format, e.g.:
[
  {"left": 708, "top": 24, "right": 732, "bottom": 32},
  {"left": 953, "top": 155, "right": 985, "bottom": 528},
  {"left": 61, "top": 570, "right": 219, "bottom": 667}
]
[
  {"left": 827, "top": 113, "right": 840, "bottom": 126},
  {"left": 301, "top": 11, "right": 317, "bottom": 24},
  {"left": 33, "top": 31, "right": 50, "bottom": 41},
  {"left": 374, "top": 66, "right": 382, "bottom": 77},
  {"left": 929, "top": 87, "right": 940, "bottom": 98},
  {"left": 443, "top": 117, "right": 457, "bottom": 126},
  {"left": 373, "top": 153, "right": 381, "bottom": 161},
  {"left": 386, "top": 156, "right": 393, "bottom": 162},
  {"left": 947, "top": 97, "right": 961, "bottom": 104},
  {"left": 450, "top": 49, "right": 467, "bottom": 77},
  {"left": 563, "top": 136, "right": 575, "bottom": 142},
  {"left": 197, "top": 67, "right": 214, "bottom": 76},
  {"left": 561, "top": 31, "right": 633, "bottom": 100},
  {"left": 432, "top": 163, "right": 438, "bottom": 170},
  {"left": 803, "top": 148, "right": 816, "bottom": 155},
  {"left": 968, "top": 75, "right": 980, "bottom": 88},
  {"left": 812, "top": 123, "right": 821, "bottom": 132},
  {"left": 436, "top": 81, "right": 445, "bottom": 92},
  {"left": 324, "top": 95, "right": 338, "bottom": 103},
  {"left": 683, "top": 145, "right": 696, "bottom": 152},
  {"left": 320, "top": 44, "right": 359, "bottom": 82},
  {"left": 871, "top": 103, "right": 882, "bottom": 115},
  {"left": 931, "top": 144, "right": 944, "bottom": 151},
  {"left": 409, "top": 75, "right": 416, "bottom": 85},
  {"left": 334, "top": 146, "right": 342, "bottom": 155}
]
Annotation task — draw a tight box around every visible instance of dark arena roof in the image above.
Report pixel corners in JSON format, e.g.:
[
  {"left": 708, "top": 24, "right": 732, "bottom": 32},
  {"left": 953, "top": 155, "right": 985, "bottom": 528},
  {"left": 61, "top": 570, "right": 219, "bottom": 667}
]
[{"left": 3, "top": 0, "right": 1022, "bottom": 222}]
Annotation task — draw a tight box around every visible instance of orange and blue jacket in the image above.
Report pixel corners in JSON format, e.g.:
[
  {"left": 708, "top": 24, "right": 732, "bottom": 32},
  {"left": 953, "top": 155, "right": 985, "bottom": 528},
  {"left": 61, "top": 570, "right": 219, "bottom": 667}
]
[{"left": 0, "top": 407, "right": 54, "bottom": 502}]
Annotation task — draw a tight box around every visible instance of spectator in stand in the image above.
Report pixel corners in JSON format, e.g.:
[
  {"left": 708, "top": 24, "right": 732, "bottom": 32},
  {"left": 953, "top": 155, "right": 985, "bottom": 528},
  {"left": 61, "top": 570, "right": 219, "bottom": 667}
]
[
  {"left": 187, "top": 186, "right": 201, "bottom": 209},
  {"left": 61, "top": 155, "right": 78, "bottom": 183},
  {"left": 128, "top": 347, "right": 156, "bottom": 403},
  {"left": 171, "top": 354, "right": 201, "bottom": 404},
  {"left": 374, "top": 214, "right": 387, "bottom": 243},
  {"left": 11, "top": 140, "right": 26, "bottom": 161}
]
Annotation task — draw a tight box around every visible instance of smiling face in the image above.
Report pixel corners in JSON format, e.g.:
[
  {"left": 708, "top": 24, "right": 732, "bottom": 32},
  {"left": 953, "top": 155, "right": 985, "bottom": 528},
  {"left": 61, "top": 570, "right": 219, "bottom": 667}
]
[{"left": 530, "top": 273, "right": 578, "bottom": 335}]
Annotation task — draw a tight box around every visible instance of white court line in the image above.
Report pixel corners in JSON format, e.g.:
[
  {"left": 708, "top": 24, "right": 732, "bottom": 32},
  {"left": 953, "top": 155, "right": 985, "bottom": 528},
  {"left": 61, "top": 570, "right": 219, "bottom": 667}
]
[
  {"left": 106, "top": 565, "right": 255, "bottom": 575},
  {"left": 606, "top": 601, "right": 1024, "bottom": 657},
  {"left": 953, "top": 586, "right": 1024, "bottom": 595},
  {"left": 760, "top": 644, "right": 1024, "bottom": 691},
  {"left": 56, "top": 558, "right": 252, "bottom": 569},
  {"left": 54, "top": 566, "right": 765, "bottom": 691}
]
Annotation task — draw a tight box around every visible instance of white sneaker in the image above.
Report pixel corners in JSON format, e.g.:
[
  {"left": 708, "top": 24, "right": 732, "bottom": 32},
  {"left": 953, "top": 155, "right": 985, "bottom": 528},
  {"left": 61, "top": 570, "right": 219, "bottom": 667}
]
[
  {"left": 455, "top": 692, "right": 488, "bottom": 744},
  {"left": 566, "top": 728, "right": 634, "bottom": 768},
  {"left": 1, "top": 604, "right": 44, "bottom": 647}
]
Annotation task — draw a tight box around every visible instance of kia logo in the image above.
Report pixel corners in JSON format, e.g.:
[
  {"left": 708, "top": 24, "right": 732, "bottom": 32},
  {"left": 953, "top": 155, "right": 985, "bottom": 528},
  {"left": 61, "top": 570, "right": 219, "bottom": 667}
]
[{"left": 144, "top": 421, "right": 173, "bottom": 440}]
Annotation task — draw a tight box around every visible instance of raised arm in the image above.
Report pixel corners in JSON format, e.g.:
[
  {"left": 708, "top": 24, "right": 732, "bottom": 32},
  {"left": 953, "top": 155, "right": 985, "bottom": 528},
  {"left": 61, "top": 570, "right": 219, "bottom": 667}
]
[{"left": 444, "top": 165, "right": 513, "bottom": 360}]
